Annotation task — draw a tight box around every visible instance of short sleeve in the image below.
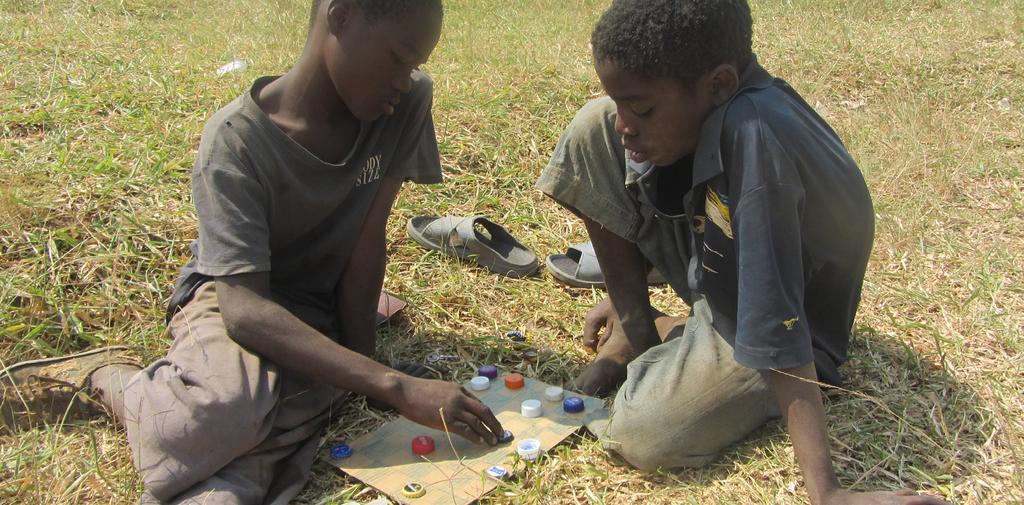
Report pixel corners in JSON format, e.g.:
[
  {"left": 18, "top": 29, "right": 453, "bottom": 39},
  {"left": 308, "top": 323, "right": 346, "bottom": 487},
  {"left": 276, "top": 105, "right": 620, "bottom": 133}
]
[
  {"left": 191, "top": 131, "right": 272, "bottom": 277},
  {"left": 724, "top": 101, "right": 813, "bottom": 370},
  {"left": 388, "top": 71, "right": 442, "bottom": 184}
]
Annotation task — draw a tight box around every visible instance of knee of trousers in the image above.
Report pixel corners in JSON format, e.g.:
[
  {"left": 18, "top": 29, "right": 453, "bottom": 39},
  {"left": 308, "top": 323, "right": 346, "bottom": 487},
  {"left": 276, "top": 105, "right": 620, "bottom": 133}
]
[
  {"left": 604, "top": 407, "right": 721, "bottom": 471},
  {"left": 603, "top": 375, "right": 777, "bottom": 471},
  {"left": 124, "top": 361, "right": 278, "bottom": 501}
]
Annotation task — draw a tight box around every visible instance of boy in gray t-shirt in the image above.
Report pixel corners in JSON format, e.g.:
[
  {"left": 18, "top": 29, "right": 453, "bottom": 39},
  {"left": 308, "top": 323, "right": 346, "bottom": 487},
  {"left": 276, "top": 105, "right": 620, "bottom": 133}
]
[{"left": 1, "top": 1, "right": 503, "bottom": 503}]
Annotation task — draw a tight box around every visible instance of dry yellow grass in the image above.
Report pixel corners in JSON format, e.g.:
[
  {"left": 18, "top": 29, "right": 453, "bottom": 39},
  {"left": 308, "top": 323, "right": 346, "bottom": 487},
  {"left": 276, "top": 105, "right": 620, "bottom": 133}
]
[{"left": 1, "top": 0, "right": 1021, "bottom": 503}]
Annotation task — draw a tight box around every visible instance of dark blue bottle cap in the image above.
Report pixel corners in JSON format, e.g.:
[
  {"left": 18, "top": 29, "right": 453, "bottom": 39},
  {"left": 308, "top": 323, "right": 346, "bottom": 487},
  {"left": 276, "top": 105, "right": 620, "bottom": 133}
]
[
  {"left": 497, "top": 430, "right": 514, "bottom": 443},
  {"left": 505, "top": 330, "right": 526, "bottom": 342},
  {"left": 330, "top": 443, "right": 352, "bottom": 459},
  {"left": 478, "top": 365, "right": 499, "bottom": 379},
  {"left": 563, "top": 396, "right": 585, "bottom": 413}
]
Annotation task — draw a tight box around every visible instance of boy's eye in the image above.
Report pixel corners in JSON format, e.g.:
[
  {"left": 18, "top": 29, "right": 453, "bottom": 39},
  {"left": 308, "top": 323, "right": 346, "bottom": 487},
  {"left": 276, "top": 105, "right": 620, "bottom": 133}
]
[{"left": 631, "top": 106, "right": 652, "bottom": 117}]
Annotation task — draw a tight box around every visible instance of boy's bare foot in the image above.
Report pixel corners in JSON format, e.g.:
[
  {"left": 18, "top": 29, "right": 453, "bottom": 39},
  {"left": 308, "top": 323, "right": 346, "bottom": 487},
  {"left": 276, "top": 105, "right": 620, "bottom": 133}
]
[
  {"left": 570, "top": 298, "right": 686, "bottom": 398},
  {"left": 568, "top": 318, "right": 643, "bottom": 398},
  {"left": 0, "top": 347, "right": 140, "bottom": 431}
]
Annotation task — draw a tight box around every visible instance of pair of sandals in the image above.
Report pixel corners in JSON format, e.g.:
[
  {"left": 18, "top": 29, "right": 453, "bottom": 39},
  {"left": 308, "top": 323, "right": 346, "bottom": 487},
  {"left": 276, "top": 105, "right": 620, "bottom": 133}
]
[{"left": 407, "top": 215, "right": 664, "bottom": 288}]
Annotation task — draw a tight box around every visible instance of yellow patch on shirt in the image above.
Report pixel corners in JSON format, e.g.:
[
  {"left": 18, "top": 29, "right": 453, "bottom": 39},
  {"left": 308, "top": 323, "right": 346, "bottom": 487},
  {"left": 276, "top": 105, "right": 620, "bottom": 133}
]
[
  {"left": 782, "top": 317, "right": 800, "bottom": 330},
  {"left": 705, "top": 190, "right": 733, "bottom": 239}
]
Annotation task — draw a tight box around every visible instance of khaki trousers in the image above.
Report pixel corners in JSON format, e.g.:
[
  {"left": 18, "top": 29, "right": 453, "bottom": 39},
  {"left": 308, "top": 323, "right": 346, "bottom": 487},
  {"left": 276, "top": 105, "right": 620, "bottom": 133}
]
[
  {"left": 601, "top": 298, "right": 780, "bottom": 470},
  {"left": 123, "top": 282, "right": 344, "bottom": 504}
]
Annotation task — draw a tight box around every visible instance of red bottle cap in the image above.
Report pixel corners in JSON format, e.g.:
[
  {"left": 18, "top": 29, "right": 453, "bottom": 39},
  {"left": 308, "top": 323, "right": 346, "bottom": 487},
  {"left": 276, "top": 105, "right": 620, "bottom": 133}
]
[
  {"left": 412, "top": 435, "right": 435, "bottom": 455},
  {"left": 504, "top": 373, "right": 525, "bottom": 390}
]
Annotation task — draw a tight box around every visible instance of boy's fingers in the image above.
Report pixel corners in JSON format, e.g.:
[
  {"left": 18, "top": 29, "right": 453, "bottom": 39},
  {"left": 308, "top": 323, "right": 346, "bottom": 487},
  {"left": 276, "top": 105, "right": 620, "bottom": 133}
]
[
  {"left": 462, "top": 395, "right": 503, "bottom": 441},
  {"left": 583, "top": 318, "right": 604, "bottom": 350},
  {"left": 446, "top": 420, "right": 483, "bottom": 445},
  {"left": 454, "top": 410, "right": 492, "bottom": 445}
]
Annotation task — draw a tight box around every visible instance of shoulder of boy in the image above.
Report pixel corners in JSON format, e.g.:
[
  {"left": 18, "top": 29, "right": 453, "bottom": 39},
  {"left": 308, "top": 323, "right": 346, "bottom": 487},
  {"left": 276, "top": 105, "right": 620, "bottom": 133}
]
[
  {"left": 407, "top": 69, "right": 435, "bottom": 107},
  {"left": 194, "top": 99, "right": 254, "bottom": 172}
]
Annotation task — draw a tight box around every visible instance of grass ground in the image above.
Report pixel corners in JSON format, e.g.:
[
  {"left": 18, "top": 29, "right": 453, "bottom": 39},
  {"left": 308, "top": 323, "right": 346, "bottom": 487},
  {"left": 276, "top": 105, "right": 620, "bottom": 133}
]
[{"left": 1, "top": 0, "right": 1021, "bottom": 503}]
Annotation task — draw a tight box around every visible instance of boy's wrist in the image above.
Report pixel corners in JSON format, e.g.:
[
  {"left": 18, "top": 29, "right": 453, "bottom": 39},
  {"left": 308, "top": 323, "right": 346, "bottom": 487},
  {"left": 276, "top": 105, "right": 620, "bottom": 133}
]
[
  {"left": 811, "top": 481, "right": 843, "bottom": 505},
  {"left": 375, "top": 369, "right": 409, "bottom": 410}
]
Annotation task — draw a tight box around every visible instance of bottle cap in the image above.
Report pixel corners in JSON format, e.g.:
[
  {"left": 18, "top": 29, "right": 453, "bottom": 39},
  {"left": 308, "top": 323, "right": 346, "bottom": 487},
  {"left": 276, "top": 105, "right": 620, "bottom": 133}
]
[
  {"left": 521, "top": 399, "right": 542, "bottom": 418},
  {"left": 477, "top": 365, "right": 499, "bottom": 379},
  {"left": 497, "top": 429, "right": 514, "bottom": 443},
  {"left": 505, "top": 329, "right": 526, "bottom": 342},
  {"left": 486, "top": 465, "right": 510, "bottom": 480},
  {"left": 563, "top": 396, "right": 585, "bottom": 413},
  {"left": 469, "top": 376, "right": 490, "bottom": 391},
  {"left": 412, "top": 435, "right": 435, "bottom": 455},
  {"left": 543, "top": 386, "right": 564, "bottom": 402},
  {"left": 516, "top": 438, "right": 541, "bottom": 460},
  {"left": 504, "top": 373, "right": 525, "bottom": 390},
  {"left": 329, "top": 443, "right": 352, "bottom": 459},
  {"left": 401, "top": 483, "right": 426, "bottom": 498}
]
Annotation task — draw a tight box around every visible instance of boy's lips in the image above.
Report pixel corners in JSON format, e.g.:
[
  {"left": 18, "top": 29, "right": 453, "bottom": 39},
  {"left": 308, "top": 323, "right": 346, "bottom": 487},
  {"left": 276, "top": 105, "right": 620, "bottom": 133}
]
[
  {"left": 626, "top": 148, "right": 650, "bottom": 163},
  {"left": 381, "top": 96, "right": 401, "bottom": 115}
]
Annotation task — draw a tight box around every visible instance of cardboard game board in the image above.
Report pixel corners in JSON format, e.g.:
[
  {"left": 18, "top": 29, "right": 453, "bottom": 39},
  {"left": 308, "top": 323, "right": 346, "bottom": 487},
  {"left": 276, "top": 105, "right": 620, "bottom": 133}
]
[{"left": 330, "top": 376, "right": 608, "bottom": 505}]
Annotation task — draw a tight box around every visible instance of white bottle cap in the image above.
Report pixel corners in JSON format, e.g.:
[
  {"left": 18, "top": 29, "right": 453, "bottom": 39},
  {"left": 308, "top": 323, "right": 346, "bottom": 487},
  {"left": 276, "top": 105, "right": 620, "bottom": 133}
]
[
  {"left": 521, "top": 399, "right": 542, "bottom": 418},
  {"left": 543, "top": 386, "right": 564, "bottom": 402},
  {"left": 470, "top": 376, "right": 490, "bottom": 391},
  {"left": 517, "top": 438, "right": 541, "bottom": 460}
]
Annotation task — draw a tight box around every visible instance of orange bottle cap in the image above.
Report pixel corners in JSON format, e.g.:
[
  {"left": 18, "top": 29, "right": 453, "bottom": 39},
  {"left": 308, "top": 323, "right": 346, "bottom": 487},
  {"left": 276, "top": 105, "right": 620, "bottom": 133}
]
[{"left": 504, "top": 373, "right": 525, "bottom": 390}]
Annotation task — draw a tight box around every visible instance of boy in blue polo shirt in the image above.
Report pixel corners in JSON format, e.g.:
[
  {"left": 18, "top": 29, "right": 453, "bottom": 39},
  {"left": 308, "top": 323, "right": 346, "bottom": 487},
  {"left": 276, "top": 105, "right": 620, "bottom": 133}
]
[{"left": 537, "top": 1, "right": 948, "bottom": 503}]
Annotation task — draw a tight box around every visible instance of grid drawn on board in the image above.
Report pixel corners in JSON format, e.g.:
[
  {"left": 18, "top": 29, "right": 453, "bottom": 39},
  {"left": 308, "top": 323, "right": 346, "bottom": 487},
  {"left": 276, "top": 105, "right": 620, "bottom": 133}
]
[{"left": 330, "top": 376, "right": 608, "bottom": 505}]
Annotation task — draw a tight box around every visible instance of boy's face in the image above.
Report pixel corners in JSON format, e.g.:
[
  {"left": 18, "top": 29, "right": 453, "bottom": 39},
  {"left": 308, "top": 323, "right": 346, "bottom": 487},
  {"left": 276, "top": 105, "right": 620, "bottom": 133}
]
[
  {"left": 324, "top": 7, "right": 442, "bottom": 121},
  {"left": 595, "top": 60, "right": 719, "bottom": 167}
]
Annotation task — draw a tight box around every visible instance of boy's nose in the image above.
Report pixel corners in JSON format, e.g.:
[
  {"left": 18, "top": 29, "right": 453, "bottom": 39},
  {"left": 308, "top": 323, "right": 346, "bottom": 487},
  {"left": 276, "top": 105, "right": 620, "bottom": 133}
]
[
  {"left": 394, "top": 73, "right": 413, "bottom": 94},
  {"left": 614, "top": 113, "right": 636, "bottom": 137}
]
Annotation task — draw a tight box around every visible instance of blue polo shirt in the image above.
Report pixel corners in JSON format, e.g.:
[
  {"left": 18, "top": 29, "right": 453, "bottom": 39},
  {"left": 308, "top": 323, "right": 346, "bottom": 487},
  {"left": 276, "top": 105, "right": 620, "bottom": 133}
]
[{"left": 629, "top": 58, "right": 875, "bottom": 385}]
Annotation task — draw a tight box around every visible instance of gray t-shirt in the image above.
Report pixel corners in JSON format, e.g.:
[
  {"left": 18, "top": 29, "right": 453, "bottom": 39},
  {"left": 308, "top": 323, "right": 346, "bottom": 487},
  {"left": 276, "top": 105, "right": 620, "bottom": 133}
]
[{"left": 168, "top": 70, "right": 441, "bottom": 331}]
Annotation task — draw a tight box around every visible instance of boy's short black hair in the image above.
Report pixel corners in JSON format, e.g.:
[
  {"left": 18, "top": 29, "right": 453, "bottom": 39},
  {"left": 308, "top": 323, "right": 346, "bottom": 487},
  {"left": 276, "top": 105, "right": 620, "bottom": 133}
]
[
  {"left": 591, "top": 0, "right": 753, "bottom": 85},
  {"left": 309, "top": 0, "right": 443, "bottom": 29}
]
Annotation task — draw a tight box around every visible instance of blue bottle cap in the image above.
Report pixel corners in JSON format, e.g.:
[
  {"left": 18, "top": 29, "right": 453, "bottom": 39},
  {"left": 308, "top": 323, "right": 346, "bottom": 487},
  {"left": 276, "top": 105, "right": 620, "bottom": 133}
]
[
  {"left": 497, "top": 429, "right": 514, "bottom": 443},
  {"left": 486, "top": 465, "right": 510, "bottom": 480},
  {"left": 505, "top": 330, "right": 526, "bottom": 342},
  {"left": 478, "top": 365, "right": 499, "bottom": 379},
  {"left": 330, "top": 443, "right": 352, "bottom": 459},
  {"left": 563, "top": 396, "right": 585, "bottom": 414}
]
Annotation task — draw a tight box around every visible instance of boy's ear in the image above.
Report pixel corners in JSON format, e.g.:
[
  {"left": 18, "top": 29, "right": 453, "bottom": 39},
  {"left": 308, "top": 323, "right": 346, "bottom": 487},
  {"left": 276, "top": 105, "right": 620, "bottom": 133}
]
[
  {"left": 707, "top": 64, "right": 740, "bottom": 106},
  {"left": 326, "top": 0, "right": 354, "bottom": 34}
]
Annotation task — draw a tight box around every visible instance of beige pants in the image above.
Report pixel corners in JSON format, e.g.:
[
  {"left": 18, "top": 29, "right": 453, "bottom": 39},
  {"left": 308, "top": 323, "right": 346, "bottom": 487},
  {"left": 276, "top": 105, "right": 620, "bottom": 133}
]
[
  {"left": 123, "top": 282, "right": 345, "bottom": 504},
  {"left": 600, "top": 298, "right": 780, "bottom": 470}
]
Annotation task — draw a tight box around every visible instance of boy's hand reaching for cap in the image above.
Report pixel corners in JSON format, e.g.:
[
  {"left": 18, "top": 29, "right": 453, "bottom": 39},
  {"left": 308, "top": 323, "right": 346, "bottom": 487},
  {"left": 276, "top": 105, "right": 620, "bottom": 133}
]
[{"left": 393, "top": 375, "right": 504, "bottom": 446}]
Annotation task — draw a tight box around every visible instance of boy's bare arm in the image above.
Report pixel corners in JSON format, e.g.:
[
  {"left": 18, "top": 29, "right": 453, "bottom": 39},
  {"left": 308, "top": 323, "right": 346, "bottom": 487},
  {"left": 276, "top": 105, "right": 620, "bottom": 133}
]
[
  {"left": 583, "top": 215, "right": 661, "bottom": 353},
  {"left": 334, "top": 176, "right": 404, "bottom": 357},
  {"left": 764, "top": 364, "right": 950, "bottom": 505},
  {"left": 216, "top": 274, "right": 502, "bottom": 445}
]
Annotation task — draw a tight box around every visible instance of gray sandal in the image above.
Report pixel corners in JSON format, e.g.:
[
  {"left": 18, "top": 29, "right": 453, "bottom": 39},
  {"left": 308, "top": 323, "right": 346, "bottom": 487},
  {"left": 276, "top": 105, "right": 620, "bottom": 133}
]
[
  {"left": 407, "top": 215, "right": 539, "bottom": 278},
  {"left": 546, "top": 242, "right": 666, "bottom": 289}
]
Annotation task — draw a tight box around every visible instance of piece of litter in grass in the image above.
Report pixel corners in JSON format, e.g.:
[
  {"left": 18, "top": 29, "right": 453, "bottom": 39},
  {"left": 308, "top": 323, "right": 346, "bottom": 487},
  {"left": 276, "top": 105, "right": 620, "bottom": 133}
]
[
  {"left": 996, "top": 97, "right": 1011, "bottom": 111},
  {"left": 841, "top": 99, "right": 866, "bottom": 110},
  {"left": 216, "top": 60, "right": 248, "bottom": 76}
]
